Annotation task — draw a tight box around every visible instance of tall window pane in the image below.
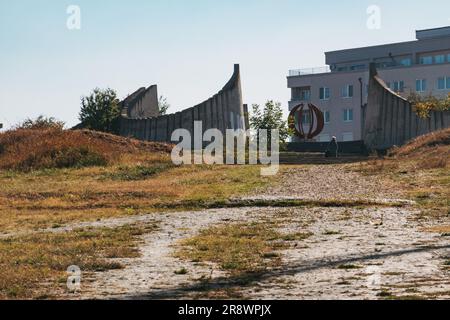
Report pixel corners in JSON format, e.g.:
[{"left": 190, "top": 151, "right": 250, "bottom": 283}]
[
  {"left": 325, "top": 111, "right": 330, "bottom": 124},
  {"left": 438, "top": 77, "right": 445, "bottom": 90}
]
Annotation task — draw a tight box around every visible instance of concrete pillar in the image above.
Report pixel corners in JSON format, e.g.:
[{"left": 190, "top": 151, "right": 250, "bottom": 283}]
[
  {"left": 243, "top": 104, "right": 250, "bottom": 130},
  {"left": 222, "top": 91, "right": 230, "bottom": 129},
  {"left": 205, "top": 99, "right": 212, "bottom": 131},
  {"left": 167, "top": 114, "right": 175, "bottom": 141},
  {"left": 405, "top": 103, "right": 412, "bottom": 142},
  {"left": 444, "top": 111, "right": 450, "bottom": 128},
  {"left": 216, "top": 94, "right": 224, "bottom": 134},
  {"left": 182, "top": 108, "right": 194, "bottom": 136},
  {"left": 156, "top": 116, "right": 167, "bottom": 142},
  {"left": 397, "top": 100, "right": 405, "bottom": 146},
  {"left": 150, "top": 118, "right": 157, "bottom": 141},
  {"left": 384, "top": 94, "right": 393, "bottom": 147},
  {"left": 211, "top": 96, "right": 218, "bottom": 130}
]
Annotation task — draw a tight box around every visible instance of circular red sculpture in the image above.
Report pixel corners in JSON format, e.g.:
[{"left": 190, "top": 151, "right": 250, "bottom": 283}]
[{"left": 288, "top": 103, "right": 325, "bottom": 139}]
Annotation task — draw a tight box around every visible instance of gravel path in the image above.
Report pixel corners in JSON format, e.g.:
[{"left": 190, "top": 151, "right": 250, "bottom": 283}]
[
  {"left": 257, "top": 164, "right": 402, "bottom": 201},
  {"left": 64, "top": 164, "right": 449, "bottom": 300}
]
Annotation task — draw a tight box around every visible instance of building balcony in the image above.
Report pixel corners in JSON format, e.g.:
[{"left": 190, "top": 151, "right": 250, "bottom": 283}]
[{"left": 288, "top": 66, "right": 331, "bottom": 77}]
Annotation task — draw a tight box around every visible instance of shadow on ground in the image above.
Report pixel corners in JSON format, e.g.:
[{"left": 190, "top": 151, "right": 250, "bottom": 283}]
[{"left": 122, "top": 244, "right": 450, "bottom": 300}]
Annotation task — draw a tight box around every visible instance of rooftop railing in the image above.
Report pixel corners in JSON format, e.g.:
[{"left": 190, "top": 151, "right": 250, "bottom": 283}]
[{"left": 288, "top": 66, "right": 331, "bottom": 77}]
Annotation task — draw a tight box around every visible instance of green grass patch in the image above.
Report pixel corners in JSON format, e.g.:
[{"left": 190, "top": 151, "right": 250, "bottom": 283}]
[
  {"left": 337, "top": 264, "right": 363, "bottom": 270},
  {"left": 176, "top": 222, "right": 295, "bottom": 275},
  {"left": 104, "top": 163, "right": 175, "bottom": 181}
]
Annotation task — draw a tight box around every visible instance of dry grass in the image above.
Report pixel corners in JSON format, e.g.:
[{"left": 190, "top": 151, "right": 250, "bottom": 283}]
[
  {"left": 0, "top": 128, "right": 276, "bottom": 233},
  {"left": 176, "top": 222, "right": 288, "bottom": 275},
  {"left": 389, "top": 128, "right": 450, "bottom": 170},
  {"left": 0, "top": 164, "right": 275, "bottom": 234},
  {"left": 424, "top": 225, "right": 450, "bottom": 234},
  {"left": 0, "top": 224, "right": 156, "bottom": 299},
  {"left": 358, "top": 129, "right": 450, "bottom": 218},
  {"left": 0, "top": 128, "right": 172, "bottom": 171},
  {"left": 390, "top": 128, "right": 450, "bottom": 158}
]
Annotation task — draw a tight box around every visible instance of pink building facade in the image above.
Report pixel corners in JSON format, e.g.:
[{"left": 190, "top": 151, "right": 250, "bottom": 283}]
[{"left": 288, "top": 26, "right": 450, "bottom": 142}]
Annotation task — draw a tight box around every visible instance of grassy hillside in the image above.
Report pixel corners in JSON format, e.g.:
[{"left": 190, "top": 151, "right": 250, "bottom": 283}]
[
  {"left": 0, "top": 128, "right": 276, "bottom": 299},
  {"left": 360, "top": 128, "right": 450, "bottom": 218},
  {"left": 0, "top": 129, "right": 172, "bottom": 171},
  {"left": 389, "top": 127, "right": 450, "bottom": 169}
]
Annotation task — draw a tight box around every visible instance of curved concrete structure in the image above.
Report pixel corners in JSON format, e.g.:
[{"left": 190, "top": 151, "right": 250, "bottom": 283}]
[
  {"left": 120, "top": 64, "right": 247, "bottom": 142},
  {"left": 363, "top": 63, "right": 450, "bottom": 150}
]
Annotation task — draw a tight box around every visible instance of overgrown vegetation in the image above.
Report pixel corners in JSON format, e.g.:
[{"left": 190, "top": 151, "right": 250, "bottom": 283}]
[
  {"left": 158, "top": 95, "right": 170, "bottom": 116},
  {"left": 79, "top": 88, "right": 121, "bottom": 134},
  {"left": 16, "top": 115, "right": 65, "bottom": 131},
  {"left": 359, "top": 128, "right": 450, "bottom": 218},
  {"left": 408, "top": 93, "right": 450, "bottom": 118},
  {"left": 0, "top": 128, "right": 172, "bottom": 171},
  {"left": 250, "top": 100, "right": 291, "bottom": 144},
  {"left": 0, "top": 224, "right": 155, "bottom": 299}
]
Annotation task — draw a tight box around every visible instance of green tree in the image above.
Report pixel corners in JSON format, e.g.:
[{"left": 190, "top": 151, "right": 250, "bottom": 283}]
[
  {"left": 158, "top": 95, "right": 170, "bottom": 115},
  {"left": 250, "top": 100, "right": 290, "bottom": 144},
  {"left": 79, "top": 88, "right": 121, "bottom": 134}
]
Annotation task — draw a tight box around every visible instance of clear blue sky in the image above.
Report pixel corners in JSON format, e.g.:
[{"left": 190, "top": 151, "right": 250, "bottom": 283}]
[{"left": 1, "top": 0, "right": 449, "bottom": 129}]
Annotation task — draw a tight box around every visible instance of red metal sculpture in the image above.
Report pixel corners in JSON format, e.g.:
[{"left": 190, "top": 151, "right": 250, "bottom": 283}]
[{"left": 288, "top": 103, "right": 325, "bottom": 139}]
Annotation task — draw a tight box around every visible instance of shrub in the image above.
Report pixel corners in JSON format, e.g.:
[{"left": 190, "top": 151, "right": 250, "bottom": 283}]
[
  {"left": 408, "top": 93, "right": 450, "bottom": 118},
  {"left": 16, "top": 116, "right": 65, "bottom": 130}
]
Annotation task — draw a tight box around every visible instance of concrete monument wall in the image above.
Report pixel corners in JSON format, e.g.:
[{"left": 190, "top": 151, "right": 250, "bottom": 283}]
[
  {"left": 120, "top": 85, "right": 159, "bottom": 119},
  {"left": 363, "top": 63, "right": 450, "bottom": 150},
  {"left": 119, "top": 65, "right": 247, "bottom": 143}
]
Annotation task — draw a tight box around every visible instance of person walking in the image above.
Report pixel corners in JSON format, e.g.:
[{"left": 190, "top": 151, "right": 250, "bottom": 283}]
[{"left": 325, "top": 136, "right": 339, "bottom": 158}]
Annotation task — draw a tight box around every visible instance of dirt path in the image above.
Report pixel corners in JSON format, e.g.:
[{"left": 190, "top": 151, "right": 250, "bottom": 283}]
[{"left": 66, "top": 164, "right": 449, "bottom": 300}]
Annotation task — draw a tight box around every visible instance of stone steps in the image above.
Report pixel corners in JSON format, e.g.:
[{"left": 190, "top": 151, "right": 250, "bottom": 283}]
[{"left": 277, "top": 152, "right": 369, "bottom": 165}]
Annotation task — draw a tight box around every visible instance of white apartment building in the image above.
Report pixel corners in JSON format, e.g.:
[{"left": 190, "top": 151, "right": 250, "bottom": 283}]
[{"left": 288, "top": 26, "right": 450, "bottom": 142}]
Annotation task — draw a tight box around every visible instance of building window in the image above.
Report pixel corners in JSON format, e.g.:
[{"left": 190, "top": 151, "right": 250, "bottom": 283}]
[
  {"left": 302, "top": 112, "right": 311, "bottom": 125},
  {"left": 437, "top": 77, "right": 450, "bottom": 90},
  {"left": 434, "top": 54, "right": 445, "bottom": 63},
  {"left": 435, "top": 55, "right": 446, "bottom": 64},
  {"left": 319, "top": 87, "right": 330, "bottom": 100},
  {"left": 420, "top": 56, "right": 433, "bottom": 65},
  {"left": 391, "top": 80, "right": 404, "bottom": 92},
  {"left": 400, "top": 58, "right": 412, "bottom": 67},
  {"left": 292, "top": 87, "right": 311, "bottom": 101},
  {"left": 324, "top": 111, "right": 331, "bottom": 124},
  {"left": 416, "top": 79, "right": 427, "bottom": 92},
  {"left": 341, "top": 85, "right": 354, "bottom": 98},
  {"left": 343, "top": 109, "right": 353, "bottom": 122},
  {"left": 350, "top": 64, "right": 365, "bottom": 71},
  {"left": 342, "top": 132, "right": 354, "bottom": 142}
]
